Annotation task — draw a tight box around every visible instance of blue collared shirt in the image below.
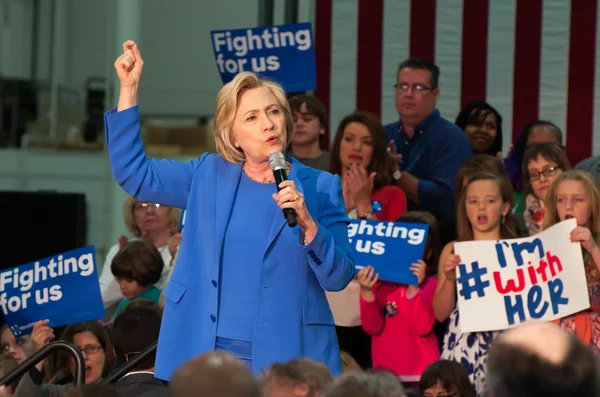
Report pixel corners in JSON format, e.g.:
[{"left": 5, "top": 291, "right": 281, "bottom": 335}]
[{"left": 384, "top": 109, "right": 472, "bottom": 219}]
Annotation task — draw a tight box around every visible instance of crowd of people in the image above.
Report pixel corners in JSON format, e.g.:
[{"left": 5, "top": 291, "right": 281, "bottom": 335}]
[{"left": 1, "top": 41, "right": 600, "bottom": 397}]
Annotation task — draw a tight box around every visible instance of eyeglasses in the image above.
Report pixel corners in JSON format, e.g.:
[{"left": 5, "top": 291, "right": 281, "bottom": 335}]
[
  {"left": 529, "top": 166, "right": 560, "bottom": 181},
  {"left": 78, "top": 344, "right": 103, "bottom": 355},
  {"left": 134, "top": 202, "right": 161, "bottom": 212},
  {"left": 394, "top": 82, "right": 433, "bottom": 93}
]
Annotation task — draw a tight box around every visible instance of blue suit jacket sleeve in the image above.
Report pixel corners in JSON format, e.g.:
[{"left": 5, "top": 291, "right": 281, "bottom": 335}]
[
  {"left": 104, "top": 106, "right": 208, "bottom": 208},
  {"left": 302, "top": 173, "right": 355, "bottom": 292}
]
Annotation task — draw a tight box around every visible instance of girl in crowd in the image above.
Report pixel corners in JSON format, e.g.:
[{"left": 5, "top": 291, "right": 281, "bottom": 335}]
[
  {"left": 419, "top": 360, "right": 475, "bottom": 397},
  {"left": 358, "top": 211, "right": 440, "bottom": 385},
  {"left": 0, "top": 326, "right": 34, "bottom": 365},
  {"left": 520, "top": 142, "right": 571, "bottom": 236},
  {"left": 98, "top": 196, "right": 181, "bottom": 317},
  {"left": 455, "top": 101, "right": 503, "bottom": 158},
  {"left": 327, "top": 111, "right": 408, "bottom": 368},
  {"left": 543, "top": 171, "right": 600, "bottom": 354},
  {"left": 14, "top": 320, "right": 115, "bottom": 397},
  {"left": 439, "top": 154, "right": 507, "bottom": 247},
  {"left": 433, "top": 172, "right": 516, "bottom": 396},
  {"left": 503, "top": 120, "right": 563, "bottom": 213}
]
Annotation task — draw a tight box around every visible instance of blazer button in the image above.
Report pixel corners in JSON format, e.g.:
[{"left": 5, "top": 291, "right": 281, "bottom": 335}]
[
  {"left": 210, "top": 315, "right": 216, "bottom": 323},
  {"left": 212, "top": 280, "right": 218, "bottom": 288}
]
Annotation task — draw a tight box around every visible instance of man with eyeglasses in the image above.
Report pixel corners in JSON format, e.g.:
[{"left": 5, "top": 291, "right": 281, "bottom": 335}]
[{"left": 385, "top": 58, "right": 472, "bottom": 220}]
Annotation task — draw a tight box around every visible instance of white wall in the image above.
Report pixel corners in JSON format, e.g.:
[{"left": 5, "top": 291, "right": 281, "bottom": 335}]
[
  {"left": 0, "top": 0, "right": 34, "bottom": 80},
  {"left": 137, "top": 0, "right": 260, "bottom": 116},
  {"left": 2, "top": 0, "right": 316, "bottom": 115}
]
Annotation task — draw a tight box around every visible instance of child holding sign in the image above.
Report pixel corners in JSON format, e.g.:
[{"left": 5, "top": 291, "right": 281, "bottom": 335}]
[
  {"left": 111, "top": 241, "right": 164, "bottom": 319},
  {"left": 357, "top": 212, "right": 439, "bottom": 384},
  {"left": 433, "top": 172, "right": 516, "bottom": 397},
  {"left": 543, "top": 170, "right": 600, "bottom": 354}
]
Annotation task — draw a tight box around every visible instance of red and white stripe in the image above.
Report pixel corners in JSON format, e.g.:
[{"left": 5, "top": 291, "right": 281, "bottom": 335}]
[{"left": 313, "top": 0, "right": 600, "bottom": 165}]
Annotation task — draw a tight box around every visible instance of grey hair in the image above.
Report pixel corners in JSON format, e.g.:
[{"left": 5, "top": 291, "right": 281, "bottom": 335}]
[{"left": 322, "top": 371, "right": 405, "bottom": 397}]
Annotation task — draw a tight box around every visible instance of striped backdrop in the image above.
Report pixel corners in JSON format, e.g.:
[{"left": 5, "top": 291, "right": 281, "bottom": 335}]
[{"left": 313, "top": 0, "right": 600, "bottom": 166}]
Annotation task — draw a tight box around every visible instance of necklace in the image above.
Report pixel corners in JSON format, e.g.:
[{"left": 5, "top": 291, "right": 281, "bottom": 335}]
[{"left": 243, "top": 161, "right": 291, "bottom": 184}]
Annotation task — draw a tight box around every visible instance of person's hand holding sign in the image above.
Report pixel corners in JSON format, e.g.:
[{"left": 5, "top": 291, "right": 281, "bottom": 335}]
[
  {"left": 571, "top": 226, "right": 600, "bottom": 255},
  {"left": 407, "top": 260, "right": 427, "bottom": 297},
  {"left": 443, "top": 253, "right": 461, "bottom": 282},
  {"left": 357, "top": 266, "right": 379, "bottom": 302},
  {"left": 410, "top": 260, "right": 427, "bottom": 285},
  {"left": 31, "top": 320, "right": 54, "bottom": 371}
]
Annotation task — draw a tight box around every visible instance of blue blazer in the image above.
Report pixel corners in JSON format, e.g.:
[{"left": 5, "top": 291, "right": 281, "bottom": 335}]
[{"left": 104, "top": 106, "right": 356, "bottom": 380}]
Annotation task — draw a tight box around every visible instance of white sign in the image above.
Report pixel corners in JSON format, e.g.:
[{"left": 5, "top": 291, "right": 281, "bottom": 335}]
[{"left": 454, "top": 219, "right": 590, "bottom": 333}]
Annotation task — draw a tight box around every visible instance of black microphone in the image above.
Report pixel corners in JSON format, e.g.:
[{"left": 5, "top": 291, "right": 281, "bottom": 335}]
[{"left": 269, "top": 152, "right": 297, "bottom": 227}]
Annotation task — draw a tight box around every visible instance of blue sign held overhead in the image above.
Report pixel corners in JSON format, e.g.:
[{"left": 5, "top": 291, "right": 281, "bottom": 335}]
[
  {"left": 211, "top": 23, "right": 316, "bottom": 93},
  {"left": 348, "top": 220, "right": 429, "bottom": 285},
  {"left": 1, "top": 246, "right": 105, "bottom": 336}
]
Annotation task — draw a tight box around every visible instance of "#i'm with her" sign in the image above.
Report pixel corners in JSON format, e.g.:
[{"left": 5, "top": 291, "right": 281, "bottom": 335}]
[{"left": 454, "top": 219, "right": 590, "bottom": 333}]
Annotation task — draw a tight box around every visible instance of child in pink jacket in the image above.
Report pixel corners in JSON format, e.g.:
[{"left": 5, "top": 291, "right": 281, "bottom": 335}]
[{"left": 357, "top": 212, "right": 440, "bottom": 382}]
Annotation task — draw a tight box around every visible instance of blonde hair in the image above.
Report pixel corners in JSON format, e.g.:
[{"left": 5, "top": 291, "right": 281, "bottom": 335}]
[
  {"left": 456, "top": 172, "right": 516, "bottom": 242},
  {"left": 339, "top": 351, "right": 361, "bottom": 373},
  {"left": 213, "top": 72, "right": 293, "bottom": 164},
  {"left": 122, "top": 196, "right": 181, "bottom": 238},
  {"left": 543, "top": 170, "right": 600, "bottom": 265}
]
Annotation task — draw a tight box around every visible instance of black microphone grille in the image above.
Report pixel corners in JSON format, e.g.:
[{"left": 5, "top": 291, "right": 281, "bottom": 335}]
[{"left": 268, "top": 152, "right": 286, "bottom": 171}]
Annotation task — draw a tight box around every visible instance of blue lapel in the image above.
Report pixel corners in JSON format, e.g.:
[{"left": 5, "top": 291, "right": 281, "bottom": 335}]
[
  {"left": 263, "top": 158, "right": 310, "bottom": 256},
  {"left": 215, "top": 160, "right": 242, "bottom": 263}
]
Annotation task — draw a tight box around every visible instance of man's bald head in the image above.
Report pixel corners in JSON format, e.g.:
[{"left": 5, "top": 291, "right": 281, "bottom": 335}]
[
  {"left": 169, "top": 352, "right": 260, "bottom": 397},
  {"left": 501, "top": 322, "right": 570, "bottom": 364},
  {"left": 488, "top": 323, "right": 600, "bottom": 397}
]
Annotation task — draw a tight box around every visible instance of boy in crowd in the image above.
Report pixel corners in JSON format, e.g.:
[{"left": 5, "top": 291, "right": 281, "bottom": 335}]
[{"left": 111, "top": 241, "right": 163, "bottom": 318}]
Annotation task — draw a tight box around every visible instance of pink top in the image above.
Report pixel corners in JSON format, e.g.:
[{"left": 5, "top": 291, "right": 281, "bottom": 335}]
[{"left": 360, "top": 277, "right": 440, "bottom": 380}]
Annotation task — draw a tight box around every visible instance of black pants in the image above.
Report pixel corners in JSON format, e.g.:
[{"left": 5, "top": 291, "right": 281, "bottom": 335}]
[{"left": 336, "top": 325, "right": 372, "bottom": 369}]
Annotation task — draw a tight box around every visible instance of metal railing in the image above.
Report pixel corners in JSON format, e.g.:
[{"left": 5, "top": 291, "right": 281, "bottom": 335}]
[
  {"left": 102, "top": 341, "right": 158, "bottom": 384},
  {"left": 0, "top": 341, "right": 85, "bottom": 387},
  {"left": 0, "top": 339, "right": 159, "bottom": 388}
]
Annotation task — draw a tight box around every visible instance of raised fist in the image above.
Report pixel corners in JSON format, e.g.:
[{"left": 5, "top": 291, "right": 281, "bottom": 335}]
[{"left": 114, "top": 40, "right": 144, "bottom": 87}]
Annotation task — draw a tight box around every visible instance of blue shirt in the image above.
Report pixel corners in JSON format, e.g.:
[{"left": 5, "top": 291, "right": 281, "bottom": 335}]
[
  {"left": 217, "top": 173, "right": 278, "bottom": 342},
  {"left": 384, "top": 109, "right": 472, "bottom": 219}
]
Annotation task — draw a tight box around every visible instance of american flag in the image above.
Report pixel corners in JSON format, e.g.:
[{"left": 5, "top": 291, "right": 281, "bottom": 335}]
[{"left": 312, "top": 0, "right": 599, "bottom": 166}]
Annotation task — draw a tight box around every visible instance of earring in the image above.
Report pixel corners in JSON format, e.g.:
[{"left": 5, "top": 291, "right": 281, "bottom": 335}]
[{"left": 235, "top": 142, "right": 239, "bottom": 148}]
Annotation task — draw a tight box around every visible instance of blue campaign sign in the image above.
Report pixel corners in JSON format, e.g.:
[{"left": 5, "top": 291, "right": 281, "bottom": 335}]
[
  {"left": 211, "top": 23, "right": 316, "bottom": 93},
  {"left": 1, "top": 246, "right": 105, "bottom": 337},
  {"left": 348, "top": 220, "right": 429, "bottom": 285}
]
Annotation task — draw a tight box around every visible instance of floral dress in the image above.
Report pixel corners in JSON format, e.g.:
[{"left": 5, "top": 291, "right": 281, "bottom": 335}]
[
  {"left": 441, "top": 309, "right": 500, "bottom": 397},
  {"left": 558, "top": 259, "right": 600, "bottom": 355},
  {"left": 523, "top": 194, "right": 545, "bottom": 236}
]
